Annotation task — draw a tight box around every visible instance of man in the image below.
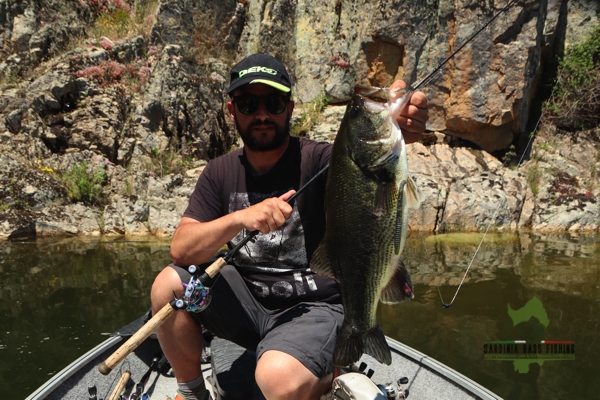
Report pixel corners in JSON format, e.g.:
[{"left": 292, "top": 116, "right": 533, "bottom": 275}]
[{"left": 151, "top": 53, "right": 429, "bottom": 400}]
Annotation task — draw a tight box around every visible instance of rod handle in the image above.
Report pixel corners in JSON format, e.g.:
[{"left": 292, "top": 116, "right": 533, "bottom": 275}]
[
  {"left": 98, "top": 302, "right": 176, "bottom": 375},
  {"left": 107, "top": 370, "right": 131, "bottom": 400},
  {"left": 204, "top": 257, "right": 227, "bottom": 279}
]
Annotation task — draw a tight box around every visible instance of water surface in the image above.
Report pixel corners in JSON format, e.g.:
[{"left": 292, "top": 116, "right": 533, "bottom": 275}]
[{"left": 1, "top": 233, "right": 598, "bottom": 399}]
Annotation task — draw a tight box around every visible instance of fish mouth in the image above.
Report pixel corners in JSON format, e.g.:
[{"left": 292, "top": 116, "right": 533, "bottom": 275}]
[
  {"left": 354, "top": 83, "right": 414, "bottom": 118},
  {"left": 355, "top": 96, "right": 396, "bottom": 143},
  {"left": 354, "top": 84, "right": 390, "bottom": 103}
]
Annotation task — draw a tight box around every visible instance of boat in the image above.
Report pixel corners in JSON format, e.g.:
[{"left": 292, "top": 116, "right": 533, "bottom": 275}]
[{"left": 25, "top": 313, "right": 502, "bottom": 400}]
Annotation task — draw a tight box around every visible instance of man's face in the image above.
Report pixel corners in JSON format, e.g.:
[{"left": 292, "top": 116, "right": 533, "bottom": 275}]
[{"left": 227, "top": 83, "right": 294, "bottom": 152}]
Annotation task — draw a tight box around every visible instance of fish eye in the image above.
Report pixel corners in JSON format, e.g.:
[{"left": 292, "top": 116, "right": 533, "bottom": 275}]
[{"left": 349, "top": 105, "right": 361, "bottom": 119}]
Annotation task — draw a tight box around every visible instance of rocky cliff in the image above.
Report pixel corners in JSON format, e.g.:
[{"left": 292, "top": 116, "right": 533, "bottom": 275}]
[{"left": 0, "top": 0, "right": 598, "bottom": 240}]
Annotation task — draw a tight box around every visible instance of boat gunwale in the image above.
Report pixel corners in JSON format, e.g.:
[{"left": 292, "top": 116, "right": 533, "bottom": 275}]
[
  {"left": 386, "top": 337, "right": 501, "bottom": 400},
  {"left": 24, "top": 336, "right": 123, "bottom": 400}
]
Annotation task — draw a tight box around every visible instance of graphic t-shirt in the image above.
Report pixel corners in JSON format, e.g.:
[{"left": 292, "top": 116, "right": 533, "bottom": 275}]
[{"left": 183, "top": 137, "right": 341, "bottom": 310}]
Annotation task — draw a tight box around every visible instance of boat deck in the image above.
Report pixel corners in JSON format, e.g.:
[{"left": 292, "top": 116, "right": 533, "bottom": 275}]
[{"left": 25, "top": 316, "right": 501, "bottom": 399}]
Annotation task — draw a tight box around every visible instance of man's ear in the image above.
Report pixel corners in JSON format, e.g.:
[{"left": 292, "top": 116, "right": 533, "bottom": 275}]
[
  {"left": 227, "top": 101, "right": 235, "bottom": 121},
  {"left": 288, "top": 100, "right": 294, "bottom": 116}
]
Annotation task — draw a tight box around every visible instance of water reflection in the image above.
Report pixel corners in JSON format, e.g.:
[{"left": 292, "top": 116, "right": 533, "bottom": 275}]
[
  {"left": 1, "top": 233, "right": 599, "bottom": 400},
  {"left": 0, "top": 237, "right": 172, "bottom": 398},
  {"left": 380, "top": 232, "right": 600, "bottom": 399}
]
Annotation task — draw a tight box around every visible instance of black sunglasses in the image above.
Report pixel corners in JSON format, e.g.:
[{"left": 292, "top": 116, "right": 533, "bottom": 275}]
[{"left": 233, "top": 94, "right": 291, "bottom": 115}]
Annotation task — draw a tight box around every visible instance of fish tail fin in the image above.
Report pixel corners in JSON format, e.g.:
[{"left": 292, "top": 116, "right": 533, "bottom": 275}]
[
  {"left": 363, "top": 324, "right": 392, "bottom": 365},
  {"left": 380, "top": 258, "right": 414, "bottom": 304},
  {"left": 334, "top": 323, "right": 392, "bottom": 366}
]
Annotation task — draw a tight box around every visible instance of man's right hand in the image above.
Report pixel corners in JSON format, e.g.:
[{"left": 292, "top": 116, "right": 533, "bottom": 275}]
[
  {"left": 236, "top": 189, "right": 295, "bottom": 234},
  {"left": 170, "top": 190, "right": 296, "bottom": 266}
]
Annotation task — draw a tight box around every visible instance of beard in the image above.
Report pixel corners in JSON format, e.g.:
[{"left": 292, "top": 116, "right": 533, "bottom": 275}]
[{"left": 236, "top": 118, "right": 290, "bottom": 152}]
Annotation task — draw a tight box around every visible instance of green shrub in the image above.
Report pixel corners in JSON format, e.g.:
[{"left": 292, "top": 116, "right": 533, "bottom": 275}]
[
  {"left": 290, "top": 91, "right": 330, "bottom": 137},
  {"left": 526, "top": 164, "right": 542, "bottom": 197},
  {"left": 147, "top": 148, "right": 193, "bottom": 177},
  {"left": 93, "top": 0, "right": 158, "bottom": 40},
  {"left": 545, "top": 24, "right": 600, "bottom": 130},
  {"left": 63, "top": 161, "right": 107, "bottom": 205}
]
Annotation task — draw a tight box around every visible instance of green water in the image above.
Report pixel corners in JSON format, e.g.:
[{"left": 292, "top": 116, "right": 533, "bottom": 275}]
[{"left": 1, "top": 233, "right": 599, "bottom": 399}]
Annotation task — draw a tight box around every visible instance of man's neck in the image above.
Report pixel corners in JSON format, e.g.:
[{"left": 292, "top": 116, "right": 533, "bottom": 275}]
[{"left": 244, "top": 136, "right": 291, "bottom": 176}]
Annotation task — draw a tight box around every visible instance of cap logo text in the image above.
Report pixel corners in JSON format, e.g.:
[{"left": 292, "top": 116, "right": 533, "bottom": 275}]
[{"left": 238, "top": 66, "right": 277, "bottom": 78}]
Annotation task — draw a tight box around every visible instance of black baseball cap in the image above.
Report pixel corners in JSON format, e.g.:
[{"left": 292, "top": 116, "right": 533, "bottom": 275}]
[{"left": 226, "top": 54, "right": 292, "bottom": 94}]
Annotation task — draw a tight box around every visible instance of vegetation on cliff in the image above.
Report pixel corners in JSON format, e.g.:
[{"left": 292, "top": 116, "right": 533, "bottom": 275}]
[
  {"left": 545, "top": 24, "right": 600, "bottom": 131},
  {"left": 0, "top": 0, "right": 598, "bottom": 238}
]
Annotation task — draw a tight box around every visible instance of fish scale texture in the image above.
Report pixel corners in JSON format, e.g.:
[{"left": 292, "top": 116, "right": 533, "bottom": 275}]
[{"left": 313, "top": 90, "right": 411, "bottom": 366}]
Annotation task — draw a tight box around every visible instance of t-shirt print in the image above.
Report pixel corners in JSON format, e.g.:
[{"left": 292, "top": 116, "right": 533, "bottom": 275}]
[{"left": 229, "top": 191, "right": 308, "bottom": 271}]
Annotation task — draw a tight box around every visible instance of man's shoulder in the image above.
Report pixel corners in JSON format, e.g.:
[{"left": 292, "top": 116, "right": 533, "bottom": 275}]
[
  {"left": 206, "top": 147, "right": 244, "bottom": 169},
  {"left": 298, "top": 137, "right": 332, "bottom": 153}
]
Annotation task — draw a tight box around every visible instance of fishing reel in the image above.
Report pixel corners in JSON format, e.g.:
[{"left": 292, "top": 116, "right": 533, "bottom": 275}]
[
  {"left": 178, "top": 265, "right": 212, "bottom": 312},
  {"left": 333, "top": 363, "right": 410, "bottom": 400},
  {"left": 379, "top": 376, "right": 410, "bottom": 399}
]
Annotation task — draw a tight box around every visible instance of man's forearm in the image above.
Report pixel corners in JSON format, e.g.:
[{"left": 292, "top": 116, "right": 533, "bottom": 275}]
[
  {"left": 170, "top": 215, "right": 244, "bottom": 266},
  {"left": 171, "top": 192, "right": 295, "bottom": 266}
]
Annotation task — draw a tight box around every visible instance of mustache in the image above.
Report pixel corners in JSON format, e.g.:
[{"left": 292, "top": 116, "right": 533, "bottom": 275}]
[{"left": 248, "top": 120, "right": 277, "bottom": 129}]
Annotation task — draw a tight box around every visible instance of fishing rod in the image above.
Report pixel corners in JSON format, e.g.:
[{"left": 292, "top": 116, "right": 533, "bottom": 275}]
[
  {"left": 412, "top": 0, "right": 519, "bottom": 92},
  {"left": 99, "top": 163, "right": 330, "bottom": 375},
  {"left": 127, "top": 355, "right": 159, "bottom": 399},
  {"left": 388, "top": 0, "right": 520, "bottom": 137},
  {"left": 107, "top": 370, "right": 130, "bottom": 400}
]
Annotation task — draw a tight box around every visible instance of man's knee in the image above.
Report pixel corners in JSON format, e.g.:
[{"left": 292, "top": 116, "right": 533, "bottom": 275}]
[
  {"left": 151, "top": 266, "right": 184, "bottom": 312},
  {"left": 255, "top": 350, "right": 323, "bottom": 400}
]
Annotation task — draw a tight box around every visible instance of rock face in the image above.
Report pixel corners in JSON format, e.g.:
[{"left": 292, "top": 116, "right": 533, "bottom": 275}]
[{"left": 0, "top": 0, "right": 598, "bottom": 240}]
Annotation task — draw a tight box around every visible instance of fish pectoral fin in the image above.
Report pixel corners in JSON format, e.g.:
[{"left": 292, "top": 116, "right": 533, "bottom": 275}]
[
  {"left": 380, "top": 259, "right": 414, "bottom": 304},
  {"left": 394, "top": 180, "right": 407, "bottom": 254},
  {"left": 309, "top": 242, "right": 337, "bottom": 279},
  {"left": 375, "top": 181, "right": 396, "bottom": 214},
  {"left": 406, "top": 175, "right": 421, "bottom": 209}
]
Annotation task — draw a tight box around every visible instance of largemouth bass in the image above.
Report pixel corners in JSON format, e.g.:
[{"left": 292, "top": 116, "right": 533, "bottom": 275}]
[{"left": 311, "top": 85, "right": 421, "bottom": 366}]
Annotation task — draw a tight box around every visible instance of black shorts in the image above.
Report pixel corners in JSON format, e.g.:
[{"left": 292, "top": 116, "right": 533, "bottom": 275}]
[{"left": 170, "top": 264, "right": 344, "bottom": 378}]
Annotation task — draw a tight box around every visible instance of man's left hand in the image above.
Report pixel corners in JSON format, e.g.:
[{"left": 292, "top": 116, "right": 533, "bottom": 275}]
[{"left": 390, "top": 80, "right": 429, "bottom": 144}]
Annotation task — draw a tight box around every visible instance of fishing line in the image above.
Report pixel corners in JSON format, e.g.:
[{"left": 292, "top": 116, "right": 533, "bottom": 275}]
[{"left": 437, "top": 45, "right": 567, "bottom": 308}]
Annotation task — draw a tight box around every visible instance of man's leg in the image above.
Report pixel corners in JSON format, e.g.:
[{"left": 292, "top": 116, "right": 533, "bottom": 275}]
[
  {"left": 256, "top": 350, "right": 332, "bottom": 400},
  {"left": 254, "top": 303, "right": 344, "bottom": 400},
  {"left": 151, "top": 266, "right": 208, "bottom": 398},
  {"left": 151, "top": 264, "right": 264, "bottom": 399}
]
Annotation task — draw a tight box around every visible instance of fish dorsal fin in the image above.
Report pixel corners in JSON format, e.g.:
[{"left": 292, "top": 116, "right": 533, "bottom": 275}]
[
  {"left": 394, "top": 180, "right": 407, "bottom": 254},
  {"left": 406, "top": 175, "right": 421, "bottom": 209},
  {"left": 380, "top": 258, "right": 414, "bottom": 304},
  {"left": 310, "top": 242, "right": 337, "bottom": 280}
]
